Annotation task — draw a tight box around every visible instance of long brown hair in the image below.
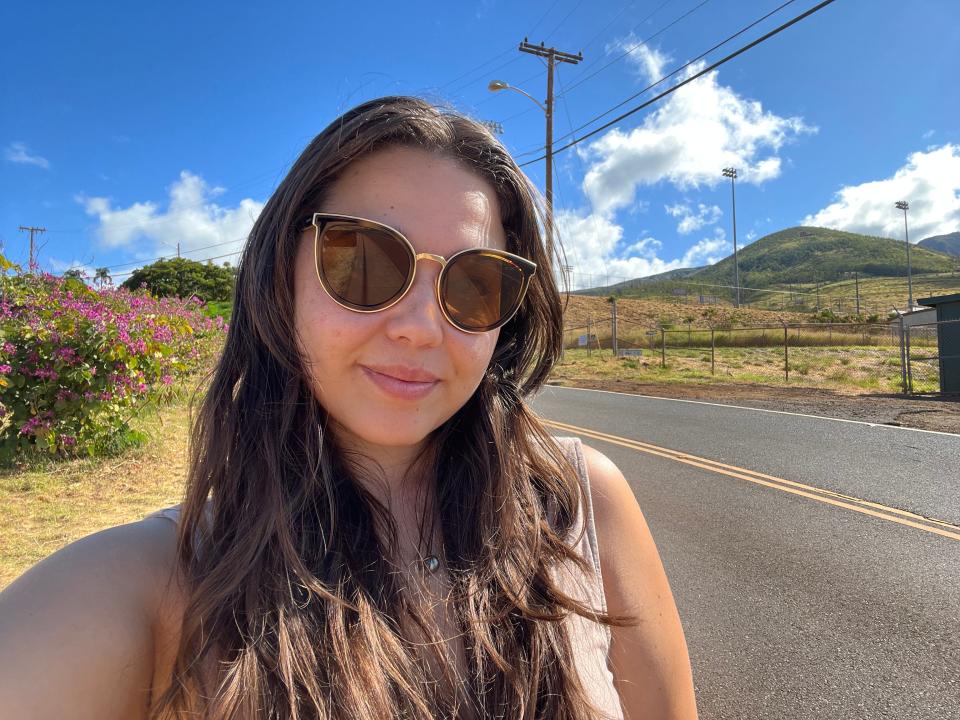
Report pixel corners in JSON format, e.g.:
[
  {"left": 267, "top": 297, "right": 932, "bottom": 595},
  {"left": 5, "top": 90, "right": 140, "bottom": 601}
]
[{"left": 152, "top": 96, "right": 623, "bottom": 719}]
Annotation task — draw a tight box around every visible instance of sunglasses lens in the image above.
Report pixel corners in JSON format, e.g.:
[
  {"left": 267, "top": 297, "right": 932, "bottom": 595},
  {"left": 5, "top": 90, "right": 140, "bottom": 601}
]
[
  {"left": 442, "top": 252, "right": 526, "bottom": 331},
  {"left": 319, "top": 224, "right": 411, "bottom": 308}
]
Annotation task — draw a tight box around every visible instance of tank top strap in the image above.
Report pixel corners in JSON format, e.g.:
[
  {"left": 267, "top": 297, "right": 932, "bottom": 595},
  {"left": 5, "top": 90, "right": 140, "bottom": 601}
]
[
  {"left": 145, "top": 505, "right": 184, "bottom": 525},
  {"left": 550, "top": 435, "right": 624, "bottom": 719}
]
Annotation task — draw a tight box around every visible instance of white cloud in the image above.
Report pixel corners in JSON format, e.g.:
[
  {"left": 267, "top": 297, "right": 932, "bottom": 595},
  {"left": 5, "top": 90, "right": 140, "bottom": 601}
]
[
  {"left": 577, "top": 60, "right": 815, "bottom": 215},
  {"left": 801, "top": 144, "right": 960, "bottom": 241},
  {"left": 77, "top": 171, "right": 264, "bottom": 260},
  {"left": 680, "top": 228, "right": 730, "bottom": 266},
  {"left": 557, "top": 209, "right": 731, "bottom": 288},
  {"left": 665, "top": 202, "right": 722, "bottom": 234},
  {"left": 556, "top": 209, "right": 682, "bottom": 287},
  {"left": 608, "top": 35, "right": 672, "bottom": 82},
  {"left": 922, "top": 129, "right": 935, "bottom": 140},
  {"left": 5, "top": 142, "right": 50, "bottom": 169}
]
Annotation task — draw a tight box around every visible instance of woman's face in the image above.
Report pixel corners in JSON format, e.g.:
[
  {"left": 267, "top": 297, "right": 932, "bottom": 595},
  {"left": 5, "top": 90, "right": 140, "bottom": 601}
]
[{"left": 293, "top": 146, "right": 507, "bottom": 453}]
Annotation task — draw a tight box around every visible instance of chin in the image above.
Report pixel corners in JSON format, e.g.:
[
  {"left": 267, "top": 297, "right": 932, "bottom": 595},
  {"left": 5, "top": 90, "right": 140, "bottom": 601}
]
[{"left": 334, "top": 416, "right": 440, "bottom": 450}]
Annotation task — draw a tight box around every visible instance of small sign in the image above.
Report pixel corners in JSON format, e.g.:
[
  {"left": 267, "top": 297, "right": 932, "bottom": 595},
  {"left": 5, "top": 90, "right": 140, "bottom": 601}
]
[
  {"left": 578, "top": 334, "right": 588, "bottom": 347},
  {"left": 645, "top": 330, "right": 658, "bottom": 336},
  {"left": 618, "top": 348, "right": 643, "bottom": 357}
]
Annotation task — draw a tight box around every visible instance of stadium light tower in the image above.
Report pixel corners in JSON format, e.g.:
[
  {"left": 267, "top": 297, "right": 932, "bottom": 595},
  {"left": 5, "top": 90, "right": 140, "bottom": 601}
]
[
  {"left": 722, "top": 167, "right": 740, "bottom": 307},
  {"left": 895, "top": 201, "right": 913, "bottom": 310}
]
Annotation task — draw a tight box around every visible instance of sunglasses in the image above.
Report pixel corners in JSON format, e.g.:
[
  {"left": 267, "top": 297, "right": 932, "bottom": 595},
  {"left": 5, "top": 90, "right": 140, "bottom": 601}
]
[{"left": 305, "top": 213, "right": 537, "bottom": 333}]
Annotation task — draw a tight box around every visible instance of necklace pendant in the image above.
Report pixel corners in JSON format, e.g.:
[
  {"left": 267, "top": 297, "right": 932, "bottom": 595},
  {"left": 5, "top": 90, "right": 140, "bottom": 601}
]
[{"left": 423, "top": 555, "right": 440, "bottom": 573}]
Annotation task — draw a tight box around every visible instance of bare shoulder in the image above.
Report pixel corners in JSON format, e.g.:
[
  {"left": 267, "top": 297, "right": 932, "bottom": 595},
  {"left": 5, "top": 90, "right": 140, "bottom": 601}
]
[
  {"left": 580, "top": 443, "right": 699, "bottom": 719},
  {"left": 0, "top": 514, "right": 181, "bottom": 720}
]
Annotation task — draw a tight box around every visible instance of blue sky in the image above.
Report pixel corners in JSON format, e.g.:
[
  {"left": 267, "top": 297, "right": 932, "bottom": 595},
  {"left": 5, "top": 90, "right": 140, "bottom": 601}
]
[{"left": 2, "top": 0, "right": 958, "bottom": 289}]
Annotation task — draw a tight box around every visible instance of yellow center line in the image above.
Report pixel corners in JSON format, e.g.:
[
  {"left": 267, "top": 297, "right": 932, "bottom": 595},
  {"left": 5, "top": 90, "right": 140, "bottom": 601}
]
[{"left": 542, "top": 418, "right": 960, "bottom": 543}]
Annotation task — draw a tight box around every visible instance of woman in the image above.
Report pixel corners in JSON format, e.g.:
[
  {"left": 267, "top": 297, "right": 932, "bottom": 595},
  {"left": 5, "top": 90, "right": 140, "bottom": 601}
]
[{"left": 0, "top": 97, "right": 697, "bottom": 719}]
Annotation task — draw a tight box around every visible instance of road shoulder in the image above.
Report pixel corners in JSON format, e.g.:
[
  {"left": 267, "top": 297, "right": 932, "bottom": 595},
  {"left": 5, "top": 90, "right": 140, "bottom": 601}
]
[{"left": 546, "top": 379, "right": 960, "bottom": 435}]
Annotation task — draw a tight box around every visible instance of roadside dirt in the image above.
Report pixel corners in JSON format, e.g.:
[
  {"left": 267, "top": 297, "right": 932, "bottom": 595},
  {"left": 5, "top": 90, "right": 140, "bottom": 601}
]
[{"left": 547, "top": 378, "right": 960, "bottom": 435}]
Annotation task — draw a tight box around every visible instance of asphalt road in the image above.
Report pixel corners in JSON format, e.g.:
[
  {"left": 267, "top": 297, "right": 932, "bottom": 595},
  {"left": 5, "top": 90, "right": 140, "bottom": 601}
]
[{"left": 532, "top": 386, "right": 960, "bottom": 720}]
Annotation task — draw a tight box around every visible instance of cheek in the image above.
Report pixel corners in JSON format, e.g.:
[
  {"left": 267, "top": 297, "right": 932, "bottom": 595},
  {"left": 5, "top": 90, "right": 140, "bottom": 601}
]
[{"left": 453, "top": 330, "right": 500, "bottom": 384}]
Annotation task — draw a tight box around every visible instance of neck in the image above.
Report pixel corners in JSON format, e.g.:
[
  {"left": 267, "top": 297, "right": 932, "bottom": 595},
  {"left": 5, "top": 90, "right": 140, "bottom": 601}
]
[
  {"left": 334, "top": 426, "right": 435, "bottom": 507},
  {"left": 334, "top": 429, "right": 442, "bottom": 566}
]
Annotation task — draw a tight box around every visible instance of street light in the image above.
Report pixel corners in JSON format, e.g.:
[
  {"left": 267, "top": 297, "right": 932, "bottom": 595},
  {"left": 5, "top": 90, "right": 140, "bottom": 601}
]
[
  {"left": 488, "top": 78, "right": 555, "bottom": 265},
  {"left": 895, "top": 200, "right": 913, "bottom": 310},
  {"left": 722, "top": 167, "right": 740, "bottom": 308}
]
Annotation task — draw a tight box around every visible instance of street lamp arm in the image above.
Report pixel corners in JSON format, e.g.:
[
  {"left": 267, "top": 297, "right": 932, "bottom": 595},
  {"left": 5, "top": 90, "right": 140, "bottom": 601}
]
[{"left": 487, "top": 80, "right": 547, "bottom": 113}]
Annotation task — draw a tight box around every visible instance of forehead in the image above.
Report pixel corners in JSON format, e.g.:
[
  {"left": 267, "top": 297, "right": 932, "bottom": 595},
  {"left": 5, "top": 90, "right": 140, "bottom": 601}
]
[{"left": 318, "top": 146, "right": 506, "bottom": 252}]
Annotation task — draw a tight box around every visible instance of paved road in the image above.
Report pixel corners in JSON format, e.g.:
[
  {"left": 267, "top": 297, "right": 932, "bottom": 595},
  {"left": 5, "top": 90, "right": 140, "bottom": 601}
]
[{"left": 532, "top": 386, "right": 960, "bottom": 720}]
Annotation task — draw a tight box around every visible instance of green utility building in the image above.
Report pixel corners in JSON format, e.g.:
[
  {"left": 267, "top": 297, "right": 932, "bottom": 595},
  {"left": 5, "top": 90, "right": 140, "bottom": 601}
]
[{"left": 916, "top": 293, "right": 960, "bottom": 394}]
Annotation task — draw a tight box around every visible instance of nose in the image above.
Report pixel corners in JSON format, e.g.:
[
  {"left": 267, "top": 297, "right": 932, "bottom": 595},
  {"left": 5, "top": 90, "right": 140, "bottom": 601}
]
[{"left": 383, "top": 257, "right": 446, "bottom": 346}]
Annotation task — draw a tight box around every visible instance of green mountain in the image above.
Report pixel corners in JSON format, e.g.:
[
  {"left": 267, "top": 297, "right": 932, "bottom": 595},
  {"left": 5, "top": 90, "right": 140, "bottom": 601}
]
[
  {"left": 918, "top": 231, "right": 960, "bottom": 257},
  {"left": 690, "top": 226, "right": 956, "bottom": 287},
  {"left": 577, "top": 265, "right": 704, "bottom": 295}
]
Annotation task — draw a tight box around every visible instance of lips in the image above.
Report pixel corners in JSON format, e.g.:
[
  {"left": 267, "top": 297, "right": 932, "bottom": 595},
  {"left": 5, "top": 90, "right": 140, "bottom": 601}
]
[{"left": 360, "top": 365, "right": 440, "bottom": 400}]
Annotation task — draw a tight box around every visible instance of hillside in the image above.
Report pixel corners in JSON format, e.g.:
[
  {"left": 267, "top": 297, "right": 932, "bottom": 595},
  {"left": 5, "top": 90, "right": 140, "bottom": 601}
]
[
  {"left": 578, "top": 226, "right": 958, "bottom": 304},
  {"left": 691, "top": 226, "right": 955, "bottom": 287},
  {"left": 561, "top": 294, "right": 809, "bottom": 332},
  {"left": 918, "top": 231, "right": 960, "bottom": 257}
]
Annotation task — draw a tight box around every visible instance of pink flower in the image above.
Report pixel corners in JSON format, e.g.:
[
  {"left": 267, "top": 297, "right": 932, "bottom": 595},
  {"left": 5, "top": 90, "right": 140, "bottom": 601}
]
[{"left": 0, "top": 365, "right": 11, "bottom": 374}]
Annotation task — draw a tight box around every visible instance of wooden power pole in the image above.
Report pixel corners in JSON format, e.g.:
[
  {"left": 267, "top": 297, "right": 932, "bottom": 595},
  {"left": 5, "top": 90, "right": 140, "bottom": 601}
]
[
  {"left": 518, "top": 39, "right": 582, "bottom": 262},
  {"left": 18, "top": 225, "right": 46, "bottom": 271}
]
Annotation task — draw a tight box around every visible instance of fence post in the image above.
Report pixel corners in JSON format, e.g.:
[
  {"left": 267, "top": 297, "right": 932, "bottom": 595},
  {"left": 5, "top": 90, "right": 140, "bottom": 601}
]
[
  {"left": 894, "top": 310, "right": 908, "bottom": 393},
  {"left": 710, "top": 326, "right": 715, "bottom": 375},
  {"left": 906, "top": 325, "right": 913, "bottom": 393},
  {"left": 782, "top": 321, "right": 789, "bottom": 383},
  {"left": 660, "top": 328, "right": 666, "bottom": 368},
  {"left": 610, "top": 297, "right": 618, "bottom": 357}
]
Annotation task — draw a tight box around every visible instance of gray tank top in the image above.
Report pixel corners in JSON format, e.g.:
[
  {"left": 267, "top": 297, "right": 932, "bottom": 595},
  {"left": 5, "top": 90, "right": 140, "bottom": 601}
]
[{"left": 146, "top": 436, "right": 623, "bottom": 719}]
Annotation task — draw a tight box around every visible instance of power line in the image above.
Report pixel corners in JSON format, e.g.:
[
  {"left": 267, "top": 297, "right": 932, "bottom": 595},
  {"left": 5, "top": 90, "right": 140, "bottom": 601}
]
[
  {"left": 542, "top": 0, "right": 585, "bottom": 43},
  {"left": 101, "top": 237, "right": 247, "bottom": 274},
  {"left": 515, "top": 0, "right": 798, "bottom": 159},
  {"left": 560, "top": 0, "right": 712, "bottom": 97},
  {"left": 576, "top": 0, "right": 670, "bottom": 61},
  {"left": 107, "top": 250, "right": 243, "bottom": 282},
  {"left": 519, "top": 0, "right": 837, "bottom": 167}
]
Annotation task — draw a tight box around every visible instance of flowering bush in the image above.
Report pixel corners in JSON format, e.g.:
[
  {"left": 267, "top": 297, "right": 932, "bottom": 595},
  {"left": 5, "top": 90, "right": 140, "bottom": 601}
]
[{"left": 0, "top": 255, "right": 228, "bottom": 464}]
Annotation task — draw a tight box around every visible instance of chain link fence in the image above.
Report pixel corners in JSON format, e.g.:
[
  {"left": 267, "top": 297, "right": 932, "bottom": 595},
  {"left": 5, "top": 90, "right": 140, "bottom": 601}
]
[
  {"left": 560, "top": 306, "right": 958, "bottom": 394},
  {"left": 898, "top": 318, "right": 960, "bottom": 394}
]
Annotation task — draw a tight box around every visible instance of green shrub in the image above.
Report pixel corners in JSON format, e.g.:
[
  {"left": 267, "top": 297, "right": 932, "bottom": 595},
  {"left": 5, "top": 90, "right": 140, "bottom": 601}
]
[{"left": 0, "top": 259, "right": 227, "bottom": 464}]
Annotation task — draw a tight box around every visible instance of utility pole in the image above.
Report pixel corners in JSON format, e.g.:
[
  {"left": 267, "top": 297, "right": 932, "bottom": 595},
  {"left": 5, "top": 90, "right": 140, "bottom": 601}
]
[
  {"left": 722, "top": 168, "right": 740, "bottom": 307},
  {"left": 18, "top": 225, "right": 46, "bottom": 271},
  {"left": 895, "top": 201, "right": 913, "bottom": 310},
  {"left": 516, "top": 40, "right": 582, "bottom": 263},
  {"left": 854, "top": 271, "right": 860, "bottom": 316}
]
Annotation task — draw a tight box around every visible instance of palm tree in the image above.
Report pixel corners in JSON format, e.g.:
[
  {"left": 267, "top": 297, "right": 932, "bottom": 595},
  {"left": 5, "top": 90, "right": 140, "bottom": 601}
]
[{"left": 94, "top": 267, "right": 112, "bottom": 289}]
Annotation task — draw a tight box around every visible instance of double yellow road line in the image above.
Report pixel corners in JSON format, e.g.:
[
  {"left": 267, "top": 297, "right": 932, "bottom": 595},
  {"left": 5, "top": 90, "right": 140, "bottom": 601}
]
[{"left": 543, "top": 418, "right": 960, "bottom": 542}]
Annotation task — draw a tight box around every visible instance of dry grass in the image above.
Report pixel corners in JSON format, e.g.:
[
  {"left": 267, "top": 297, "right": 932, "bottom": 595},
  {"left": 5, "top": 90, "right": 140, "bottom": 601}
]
[
  {"left": 562, "top": 293, "right": 811, "bottom": 334},
  {"left": 0, "top": 390, "right": 198, "bottom": 589}
]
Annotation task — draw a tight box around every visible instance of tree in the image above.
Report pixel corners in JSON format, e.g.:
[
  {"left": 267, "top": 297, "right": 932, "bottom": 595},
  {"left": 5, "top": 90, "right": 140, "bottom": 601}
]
[
  {"left": 120, "top": 257, "right": 235, "bottom": 301},
  {"left": 63, "top": 269, "right": 84, "bottom": 279},
  {"left": 94, "top": 267, "right": 112, "bottom": 289}
]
